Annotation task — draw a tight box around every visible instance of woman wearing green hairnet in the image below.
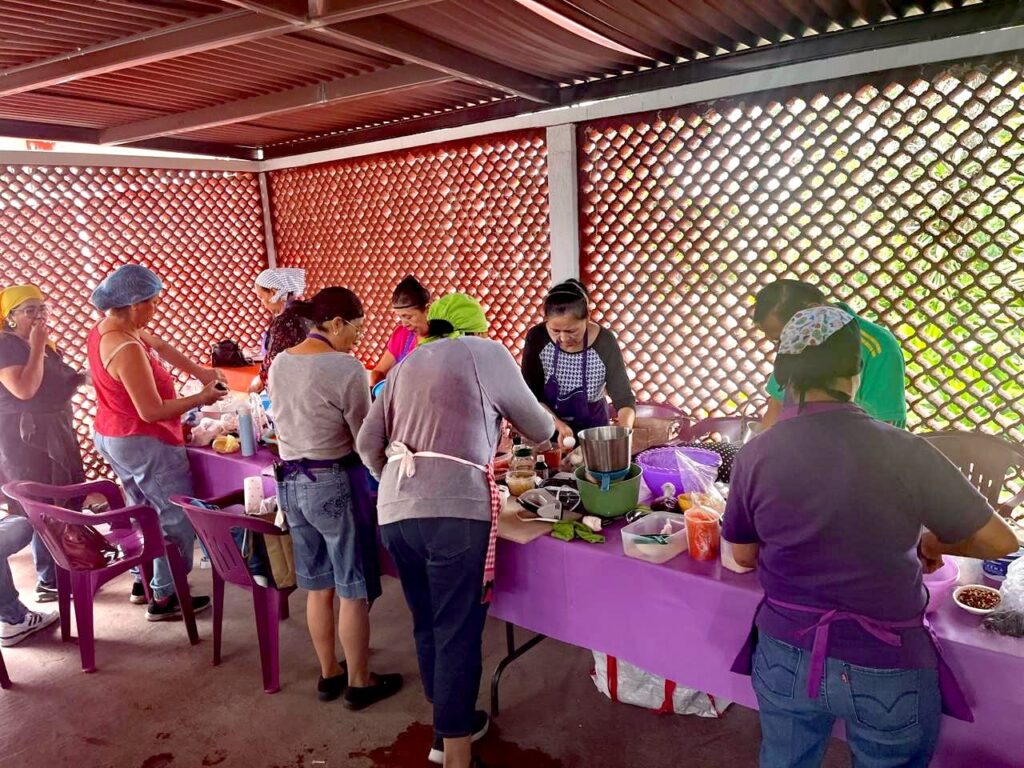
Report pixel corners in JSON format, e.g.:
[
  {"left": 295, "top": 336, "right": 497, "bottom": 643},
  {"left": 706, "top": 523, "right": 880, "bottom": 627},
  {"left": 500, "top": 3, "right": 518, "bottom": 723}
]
[{"left": 357, "top": 294, "right": 556, "bottom": 768}]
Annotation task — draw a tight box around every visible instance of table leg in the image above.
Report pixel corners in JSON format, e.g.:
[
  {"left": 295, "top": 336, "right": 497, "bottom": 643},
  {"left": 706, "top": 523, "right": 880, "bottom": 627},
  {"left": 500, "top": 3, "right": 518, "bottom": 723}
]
[{"left": 490, "top": 622, "right": 546, "bottom": 717}]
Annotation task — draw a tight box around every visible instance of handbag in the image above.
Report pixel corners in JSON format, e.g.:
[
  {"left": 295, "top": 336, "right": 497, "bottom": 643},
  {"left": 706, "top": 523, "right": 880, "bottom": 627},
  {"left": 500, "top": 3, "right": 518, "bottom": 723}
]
[
  {"left": 242, "top": 502, "right": 296, "bottom": 590},
  {"left": 44, "top": 519, "right": 119, "bottom": 570},
  {"left": 210, "top": 340, "right": 249, "bottom": 368}
]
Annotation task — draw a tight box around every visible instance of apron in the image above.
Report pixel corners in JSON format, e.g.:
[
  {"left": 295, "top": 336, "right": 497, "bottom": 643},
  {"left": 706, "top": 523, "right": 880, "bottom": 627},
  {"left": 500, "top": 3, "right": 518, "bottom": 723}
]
[
  {"left": 731, "top": 596, "right": 973, "bottom": 722},
  {"left": 396, "top": 328, "right": 417, "bottom": 362},
  {"left": 387, "top": 441, "right": 501, "bottom": 604},
  {"left": 543, "top": 343, "right": 609, "bottom": 434},
  {"left": 0, "top": 337, "right": 85, "bottom": 494}
]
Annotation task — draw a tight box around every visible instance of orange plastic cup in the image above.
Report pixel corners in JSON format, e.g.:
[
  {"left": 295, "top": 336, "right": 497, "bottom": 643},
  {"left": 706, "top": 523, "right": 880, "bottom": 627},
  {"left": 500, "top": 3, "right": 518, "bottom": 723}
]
[{"left": 685, "top": 507, "right": 721, "bottom": 561}]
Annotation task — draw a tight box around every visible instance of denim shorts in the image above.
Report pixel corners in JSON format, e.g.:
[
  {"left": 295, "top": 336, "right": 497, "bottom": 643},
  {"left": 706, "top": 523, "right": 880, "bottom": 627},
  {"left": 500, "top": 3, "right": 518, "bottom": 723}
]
[{"left": 279, "top": 467, "right": 381, "bottom": 601}]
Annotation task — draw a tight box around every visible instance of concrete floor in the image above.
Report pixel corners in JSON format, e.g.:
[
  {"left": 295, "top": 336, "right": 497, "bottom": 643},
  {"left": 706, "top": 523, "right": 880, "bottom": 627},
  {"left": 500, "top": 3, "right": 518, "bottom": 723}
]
[{"left": 1, "top": 546, "right": 850, "bottom": 768}]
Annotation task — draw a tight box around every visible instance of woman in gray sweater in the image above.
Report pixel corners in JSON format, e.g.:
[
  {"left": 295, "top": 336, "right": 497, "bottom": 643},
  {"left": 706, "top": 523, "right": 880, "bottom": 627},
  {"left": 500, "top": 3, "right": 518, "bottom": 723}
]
[
  {"left": 358, "top": 294, "right": 558, "bottom": 768},
  {"left": 270, "top": 287, "right": 401, "bottom": 710}
]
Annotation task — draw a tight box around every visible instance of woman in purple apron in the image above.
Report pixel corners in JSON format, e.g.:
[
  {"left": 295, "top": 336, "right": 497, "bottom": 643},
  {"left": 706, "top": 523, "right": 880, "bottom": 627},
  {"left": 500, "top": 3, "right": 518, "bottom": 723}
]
[
  {"left": 521, "top": 279, "right": 636, "bottom": 436},
  {"left": 722, "top": 306, "right": 1018, "bottom": 768}
]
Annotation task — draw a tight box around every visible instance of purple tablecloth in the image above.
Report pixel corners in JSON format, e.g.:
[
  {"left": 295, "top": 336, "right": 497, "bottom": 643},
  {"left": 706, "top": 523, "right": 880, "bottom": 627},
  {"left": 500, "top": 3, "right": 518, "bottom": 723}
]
[
  {"left": 491, "top": 527, "right": 1024, "bottom": 768},
  {"left": 187, "top": 446, "right": 276, "bottom": 500},
  {"left": 188, "top": 447, "right": 1022, "bottom": 767}
]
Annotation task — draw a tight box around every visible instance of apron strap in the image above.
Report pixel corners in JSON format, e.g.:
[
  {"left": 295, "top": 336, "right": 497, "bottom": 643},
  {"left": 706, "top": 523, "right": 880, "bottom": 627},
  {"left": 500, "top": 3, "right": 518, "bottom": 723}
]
[{"left": 386, "top": 442, "right": 500, "bottom": 604}]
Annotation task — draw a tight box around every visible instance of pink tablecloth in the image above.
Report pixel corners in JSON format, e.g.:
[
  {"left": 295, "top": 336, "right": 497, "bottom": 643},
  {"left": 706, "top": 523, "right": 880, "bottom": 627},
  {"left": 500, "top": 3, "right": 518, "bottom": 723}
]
[
  {"left": 187, "top": 447, "right": 1022, "bottom": 767},
  {"left": 491, "top": 528, "right": 1024, "bottom": 768}
]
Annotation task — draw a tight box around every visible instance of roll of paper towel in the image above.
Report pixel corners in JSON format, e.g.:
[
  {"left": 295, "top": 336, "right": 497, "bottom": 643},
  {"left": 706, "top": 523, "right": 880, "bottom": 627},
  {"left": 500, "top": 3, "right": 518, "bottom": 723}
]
[{"left": 243, "top": 476, "right": 264, "bottom": 516}]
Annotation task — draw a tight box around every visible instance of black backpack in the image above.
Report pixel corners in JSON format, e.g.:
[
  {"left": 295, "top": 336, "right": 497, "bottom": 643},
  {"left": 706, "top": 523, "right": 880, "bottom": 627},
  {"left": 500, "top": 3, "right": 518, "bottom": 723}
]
[{"left": 210, "top": 340, "right": 249, "bottom": 368}]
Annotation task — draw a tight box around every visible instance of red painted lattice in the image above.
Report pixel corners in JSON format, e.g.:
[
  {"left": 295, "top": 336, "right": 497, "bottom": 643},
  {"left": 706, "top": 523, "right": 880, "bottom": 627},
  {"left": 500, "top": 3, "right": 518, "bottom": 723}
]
[
  {"left": 580, "top": 57, "right": 1024, "bottom": 444},
  {"left": 0, "top": 166, "right": 269, "bottom": 477},
  {"left": 268, "top": 132, "right": 551, "bottom": 362}
]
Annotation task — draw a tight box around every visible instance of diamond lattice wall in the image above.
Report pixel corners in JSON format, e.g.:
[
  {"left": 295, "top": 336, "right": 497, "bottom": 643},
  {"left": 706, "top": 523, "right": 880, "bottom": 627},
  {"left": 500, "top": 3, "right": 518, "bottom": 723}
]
[
  {"left": 267, "top": 132, "right": 550, "bottom": 362},
  {"left": 0, "top": 166, "right": 268, "bottom": 477},
  {"left": 580, "top": 58, "right": 1024, "bottom": 445}
]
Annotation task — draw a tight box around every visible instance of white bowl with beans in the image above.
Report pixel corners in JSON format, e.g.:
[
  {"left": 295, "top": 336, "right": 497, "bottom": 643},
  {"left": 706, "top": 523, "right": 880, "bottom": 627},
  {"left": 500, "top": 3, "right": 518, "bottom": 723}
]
[{"left": 953, "top": 585, "right": 1002, "bottom": 616}]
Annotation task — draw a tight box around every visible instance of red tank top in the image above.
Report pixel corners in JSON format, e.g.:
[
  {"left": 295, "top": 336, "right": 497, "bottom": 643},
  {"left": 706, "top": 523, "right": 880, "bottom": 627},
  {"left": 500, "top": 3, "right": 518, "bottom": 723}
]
[{"left": 87, "top": 326, "right": 184, "bottom": 446}]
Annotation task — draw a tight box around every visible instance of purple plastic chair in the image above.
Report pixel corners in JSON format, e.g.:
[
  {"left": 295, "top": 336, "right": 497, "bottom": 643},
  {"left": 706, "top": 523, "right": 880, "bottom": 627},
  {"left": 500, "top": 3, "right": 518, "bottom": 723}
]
[
  {"left": 3, "top": 479, "right": 199, "bottom": 673},
  {"left": 172, "top": 492, "right": 294, "bottom": 694}
]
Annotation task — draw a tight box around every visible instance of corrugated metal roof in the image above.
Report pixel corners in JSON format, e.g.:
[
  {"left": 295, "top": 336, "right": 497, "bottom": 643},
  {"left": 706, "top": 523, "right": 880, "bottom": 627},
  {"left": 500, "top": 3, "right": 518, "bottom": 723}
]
[
  {"left": 0, "top": 92, "right": 161, "bottom": 128},
  {"left": 393, "top": 0, "right": 648, "bottom": 82},
  {"left": 258, "top": 81, "right": 502, "bottom": 135},
  {"left": 0, "top": 1, "right": 222, "bottom": 69},
  {"left": 50, "top": 37, "right": 396, "bottom": 113},
  {"left": 0, "top": 0, "right": 1012, "bottom": 159}
]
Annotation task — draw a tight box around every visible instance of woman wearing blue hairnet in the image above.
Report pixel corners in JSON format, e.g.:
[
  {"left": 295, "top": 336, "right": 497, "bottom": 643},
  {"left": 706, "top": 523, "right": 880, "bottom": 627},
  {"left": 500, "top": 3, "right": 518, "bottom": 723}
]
[{"left": 86, "top": 264, "right": 227, "bottom": 621}]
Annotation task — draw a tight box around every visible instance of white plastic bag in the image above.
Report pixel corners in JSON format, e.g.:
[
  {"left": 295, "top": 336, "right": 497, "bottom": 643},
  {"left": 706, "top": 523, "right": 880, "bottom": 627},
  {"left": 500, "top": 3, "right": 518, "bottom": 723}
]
[
  {"left": 984, "top": 557, "right": 1024, "bottom": 637},
  {"left": 590, "top": 652, "right": 730, "bottom": 718}
]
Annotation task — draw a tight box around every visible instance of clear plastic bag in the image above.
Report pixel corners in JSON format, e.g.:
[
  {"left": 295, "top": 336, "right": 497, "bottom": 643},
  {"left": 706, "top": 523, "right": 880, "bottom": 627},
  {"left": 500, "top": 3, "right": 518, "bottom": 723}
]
[
  {"left": 983, "top": 557, "right": 1024, "bottom": 637},
  {"left": 674, "top": 450, "right": 726, "bottom": 514}
]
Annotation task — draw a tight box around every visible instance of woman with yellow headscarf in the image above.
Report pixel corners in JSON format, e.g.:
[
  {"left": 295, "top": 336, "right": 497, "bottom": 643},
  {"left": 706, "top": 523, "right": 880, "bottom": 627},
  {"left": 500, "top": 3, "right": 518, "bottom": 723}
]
[{"left": 0, "top": 284, "right": 88, "bottom": 605}]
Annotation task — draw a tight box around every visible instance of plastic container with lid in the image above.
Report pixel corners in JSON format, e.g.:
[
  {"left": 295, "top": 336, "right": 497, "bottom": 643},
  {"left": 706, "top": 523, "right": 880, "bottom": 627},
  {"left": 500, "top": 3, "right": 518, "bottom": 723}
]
[{"left": 621, "top": 513, "right": 687, "bottom": 564}]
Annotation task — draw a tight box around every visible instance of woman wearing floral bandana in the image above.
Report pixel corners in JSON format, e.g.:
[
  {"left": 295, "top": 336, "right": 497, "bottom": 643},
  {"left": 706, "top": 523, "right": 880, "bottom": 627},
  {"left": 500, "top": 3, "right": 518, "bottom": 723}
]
[
  {"left": 723, "top": 306, "right": 1017, "bottom": 768},
  {"left": 252, "top": 268, "right": 310, "bottom": 393}
]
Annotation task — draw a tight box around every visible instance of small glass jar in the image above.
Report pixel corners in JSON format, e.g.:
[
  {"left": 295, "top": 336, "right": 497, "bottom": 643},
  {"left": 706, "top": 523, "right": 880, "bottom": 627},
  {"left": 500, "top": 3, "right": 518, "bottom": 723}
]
[
  {"left": 510, "top": 445, "right": 536, "bottom": 474},
  {"left": 507, "top": 470, "right": 537, "bottom": 497}
]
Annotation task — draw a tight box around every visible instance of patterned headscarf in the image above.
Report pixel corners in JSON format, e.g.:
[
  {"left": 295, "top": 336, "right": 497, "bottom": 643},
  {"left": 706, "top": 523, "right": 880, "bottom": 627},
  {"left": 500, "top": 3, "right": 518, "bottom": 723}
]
[
  {"left": 255, "top": 268, "right": 306, "bottom": 304},
  {"left": 778, "top": 306, "right": 855, "bottom": 356}
]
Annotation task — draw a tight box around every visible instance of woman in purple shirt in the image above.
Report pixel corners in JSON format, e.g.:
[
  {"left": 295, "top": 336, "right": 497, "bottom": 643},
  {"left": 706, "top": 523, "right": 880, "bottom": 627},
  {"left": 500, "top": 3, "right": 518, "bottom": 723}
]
[{"left": 723, "top": 306, "right": 1017, "bottom": 768}]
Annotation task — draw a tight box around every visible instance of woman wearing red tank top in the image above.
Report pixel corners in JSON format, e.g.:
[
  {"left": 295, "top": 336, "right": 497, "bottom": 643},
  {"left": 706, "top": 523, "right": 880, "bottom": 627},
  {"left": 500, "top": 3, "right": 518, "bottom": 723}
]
[{"left": 88, "top": 264, "right": 226, "bottom": 621}]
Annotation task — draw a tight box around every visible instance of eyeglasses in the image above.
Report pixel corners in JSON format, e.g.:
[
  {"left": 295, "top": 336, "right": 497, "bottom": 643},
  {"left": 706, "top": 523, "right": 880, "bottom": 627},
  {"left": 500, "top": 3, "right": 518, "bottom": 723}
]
[
  {"left": 345, "top": 319, "right": 364, "bottom": 334},
  {"left": 15, "top": 304, "right": 49, "bottom": 317}
]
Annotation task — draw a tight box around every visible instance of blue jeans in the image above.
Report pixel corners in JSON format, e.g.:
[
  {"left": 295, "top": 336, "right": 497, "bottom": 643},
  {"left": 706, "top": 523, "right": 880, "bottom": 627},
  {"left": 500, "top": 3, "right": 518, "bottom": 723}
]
[
  {"left": 94, "top": 434, "right": 195, "bottom": 600},
  {"left": 381, "top": 517, "right": 491, "bottom": 739},
  {"left": 0, "top": 516, "right": 33, "bottom": 624},
  {"left": 753, "top": 633, "right": 941, "bottom": 768},
  {"left": 32, "top": 532, "right": 55, "bottom": 586},
  {"left": 279, "top": 465, "right": 381, "bottom": 600}
]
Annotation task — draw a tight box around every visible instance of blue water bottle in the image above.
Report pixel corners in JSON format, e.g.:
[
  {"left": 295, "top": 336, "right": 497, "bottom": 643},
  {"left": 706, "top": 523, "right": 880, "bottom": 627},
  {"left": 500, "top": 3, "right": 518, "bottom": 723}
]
[{"left": 239, "top": 406, "right": 256, "bottom": 457}]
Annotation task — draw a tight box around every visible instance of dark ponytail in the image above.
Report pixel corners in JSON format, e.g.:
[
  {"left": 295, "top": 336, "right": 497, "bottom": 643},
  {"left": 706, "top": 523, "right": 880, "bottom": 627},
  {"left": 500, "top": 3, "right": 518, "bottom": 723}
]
[
  {"left": 544, "top": 279, "right": 589, "bottom": 321},
  {"left": 425, "top": 318, "right": 455, "bottom": 337}
]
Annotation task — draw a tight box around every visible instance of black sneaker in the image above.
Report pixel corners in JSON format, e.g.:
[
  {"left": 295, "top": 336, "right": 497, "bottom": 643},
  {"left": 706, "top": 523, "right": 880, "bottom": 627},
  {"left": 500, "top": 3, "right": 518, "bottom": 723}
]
[
  {"left": 342, "top": 672, "right": 403, "bottom": 711},
  {"left": 428, "top": 710, "right": 490, "bottom": 764},
  {"left": 146, "top": 593, "right": 212, "bottom": 622},
  {"left": 35, "top": 582, "right": 58, "bottom": 603},
  {"left": 129, "top": 581, "right": 147, "bottom": 605},
  {"left": 317, "top": 664, "right": 348, "bottom": 702}
]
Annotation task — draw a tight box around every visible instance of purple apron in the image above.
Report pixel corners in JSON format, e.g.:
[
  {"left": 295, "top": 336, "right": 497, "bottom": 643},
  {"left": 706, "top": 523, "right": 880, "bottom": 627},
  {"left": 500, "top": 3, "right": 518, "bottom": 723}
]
[
  {"left": 731, "top": 596, "right": 973, "bottom": 722},
  {"left": 543, "top": 342, "right": 608, "bottom": 434},
  {"left": 396, "top": 328, "right": 417, "bottom": 363}
]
